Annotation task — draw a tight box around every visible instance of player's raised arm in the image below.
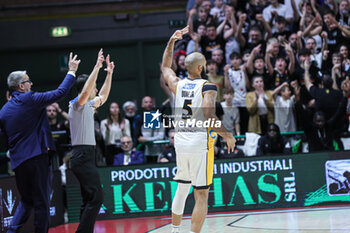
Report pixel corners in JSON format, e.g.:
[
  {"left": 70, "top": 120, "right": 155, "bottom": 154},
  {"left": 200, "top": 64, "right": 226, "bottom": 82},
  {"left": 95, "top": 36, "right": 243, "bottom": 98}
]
[
  {"left": 161, "top": 26, "right": 189, "bottom": 93},
  {"left": 202, "top": 84, "right": 236, "bottom": 152}
]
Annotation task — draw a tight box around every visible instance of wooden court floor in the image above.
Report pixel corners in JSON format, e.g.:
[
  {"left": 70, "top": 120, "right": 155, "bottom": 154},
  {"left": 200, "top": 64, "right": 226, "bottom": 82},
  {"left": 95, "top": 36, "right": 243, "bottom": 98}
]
[{"left": 49, "top": 206, "right": 350, "bottom": 233}]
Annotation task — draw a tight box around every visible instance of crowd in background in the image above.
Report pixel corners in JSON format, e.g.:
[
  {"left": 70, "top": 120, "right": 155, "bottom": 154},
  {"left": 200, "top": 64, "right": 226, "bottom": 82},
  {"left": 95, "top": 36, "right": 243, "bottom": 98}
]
[{"left": 2, "top": 0, "right": 350, "bottom": 173}]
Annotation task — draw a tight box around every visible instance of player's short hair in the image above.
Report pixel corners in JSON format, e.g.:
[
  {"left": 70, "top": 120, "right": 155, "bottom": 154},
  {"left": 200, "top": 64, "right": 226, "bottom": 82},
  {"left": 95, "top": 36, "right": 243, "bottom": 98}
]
[
  {"left": 76, "top": 74, "right": 89, "bottom": 93},
  {"left": 7, "top": 70, "right": 26, "bottom": 91},
  {"left": 184, "top": 52, "right": 205, "bottom": 71}
]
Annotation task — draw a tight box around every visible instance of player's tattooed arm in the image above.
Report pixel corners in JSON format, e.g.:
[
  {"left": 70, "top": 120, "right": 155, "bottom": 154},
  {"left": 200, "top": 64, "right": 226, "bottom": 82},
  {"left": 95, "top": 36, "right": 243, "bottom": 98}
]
[{"left": 161, "top": 26, "right": 189, "bottom": 93}]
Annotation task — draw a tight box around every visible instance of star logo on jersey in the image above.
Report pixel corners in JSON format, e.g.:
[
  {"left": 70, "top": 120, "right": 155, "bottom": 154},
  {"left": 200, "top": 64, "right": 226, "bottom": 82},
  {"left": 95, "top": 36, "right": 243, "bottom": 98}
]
[{"left": 143, "top": 110, "right": 161, "bottom": 129}]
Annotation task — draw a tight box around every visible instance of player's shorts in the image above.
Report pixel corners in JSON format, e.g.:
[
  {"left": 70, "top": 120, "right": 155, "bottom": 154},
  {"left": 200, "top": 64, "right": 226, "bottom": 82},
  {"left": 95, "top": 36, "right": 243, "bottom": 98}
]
[{"left": 173, "top": 147, "right": 214, "bottom": 189}]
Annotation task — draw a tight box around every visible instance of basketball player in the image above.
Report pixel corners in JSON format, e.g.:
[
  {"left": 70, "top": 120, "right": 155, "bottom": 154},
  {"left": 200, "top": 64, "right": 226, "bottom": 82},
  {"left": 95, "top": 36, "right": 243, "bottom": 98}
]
[{"left": 161, "top": 26, "right": 236, "bottom": 233}]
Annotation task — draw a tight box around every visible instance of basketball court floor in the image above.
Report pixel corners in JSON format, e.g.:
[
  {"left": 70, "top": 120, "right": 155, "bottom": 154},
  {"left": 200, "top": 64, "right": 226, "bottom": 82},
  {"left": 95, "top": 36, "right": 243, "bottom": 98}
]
[{"left": 48, "top": 206, "right": 350, "bottom": 233}]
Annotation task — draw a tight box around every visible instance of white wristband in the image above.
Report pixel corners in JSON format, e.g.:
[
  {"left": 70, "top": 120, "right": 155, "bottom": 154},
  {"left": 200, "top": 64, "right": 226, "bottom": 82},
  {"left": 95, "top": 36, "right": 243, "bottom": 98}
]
[{"left": 68, "top": 71, "right": 76, "bottom": 77}]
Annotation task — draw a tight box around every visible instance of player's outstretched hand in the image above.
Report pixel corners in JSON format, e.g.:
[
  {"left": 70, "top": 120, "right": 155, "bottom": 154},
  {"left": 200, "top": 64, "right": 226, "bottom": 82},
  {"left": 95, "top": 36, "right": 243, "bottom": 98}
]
[
  {"left": 170, "top": 25, "right": 189, "bottom": 42},
  {"left": 68, "top": 52, "right": 81, "bottom": 73},
  {"left": 226, "top": 135, "right": 236, "bottom": 153}
]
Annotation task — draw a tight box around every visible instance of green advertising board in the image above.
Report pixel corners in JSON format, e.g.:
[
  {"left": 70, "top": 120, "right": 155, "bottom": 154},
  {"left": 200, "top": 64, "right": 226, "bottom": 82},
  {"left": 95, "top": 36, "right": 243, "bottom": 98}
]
[{"left": 66, "top": 151, "right": 350, "bottom": 222}]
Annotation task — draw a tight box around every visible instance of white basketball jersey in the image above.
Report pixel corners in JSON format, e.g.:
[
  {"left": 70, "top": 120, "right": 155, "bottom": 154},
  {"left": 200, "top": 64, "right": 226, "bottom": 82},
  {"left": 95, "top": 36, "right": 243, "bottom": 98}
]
[{"left": 174, "top": 78, "right": 210, "bottom": 153}]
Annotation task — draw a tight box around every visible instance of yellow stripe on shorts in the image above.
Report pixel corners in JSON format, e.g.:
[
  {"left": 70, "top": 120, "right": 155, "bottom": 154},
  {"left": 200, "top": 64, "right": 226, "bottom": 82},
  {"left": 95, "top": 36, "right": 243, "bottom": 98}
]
[{"left": 206, "top": 127, "right": 216, "bottom": 186}]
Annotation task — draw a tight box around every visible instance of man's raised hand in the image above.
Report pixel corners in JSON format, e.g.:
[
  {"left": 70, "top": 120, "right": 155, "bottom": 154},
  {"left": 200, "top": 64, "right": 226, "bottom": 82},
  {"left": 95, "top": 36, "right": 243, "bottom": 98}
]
[
  {"left": 68, "top": 52, "right": 81, "bottom": 73},
  {"left": 170, "top": 25, "right": 189, "bottom": 42},
  {"left": 104, "top": 54, "right": 115, "bottom": 74}
]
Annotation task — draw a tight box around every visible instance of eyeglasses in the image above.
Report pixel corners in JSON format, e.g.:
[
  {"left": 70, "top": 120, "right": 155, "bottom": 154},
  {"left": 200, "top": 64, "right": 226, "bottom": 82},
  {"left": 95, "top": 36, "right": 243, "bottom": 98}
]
[
  {"left": 21, "top": 79, "right": 32, "bottom": 84},
  {"left": 121, "top": 141, "right": 132, "bottom": 145}
]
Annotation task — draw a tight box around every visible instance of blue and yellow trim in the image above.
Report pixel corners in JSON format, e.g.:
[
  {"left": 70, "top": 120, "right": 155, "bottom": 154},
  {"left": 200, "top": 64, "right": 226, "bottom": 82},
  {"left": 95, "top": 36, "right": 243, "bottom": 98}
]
[{"left": 206, "top": 127, "right": 216, "bottom": 186}]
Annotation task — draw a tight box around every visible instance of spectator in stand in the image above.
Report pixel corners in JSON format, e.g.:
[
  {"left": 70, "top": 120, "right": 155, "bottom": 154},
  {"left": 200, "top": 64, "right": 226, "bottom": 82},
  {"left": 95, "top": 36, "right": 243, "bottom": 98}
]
[
  {"left": 158, "top": 130, "right": 176, "bottom": 163},
  {"left": 246, "top": 75, "right": 274, "bottom": 135},
  {"left": 256, "top": 123, "right": 291, "bottom": 156},
  {"left": 304, "top": 36, "right": 327, "bottom": 69},
  {"left": 245, "top": 0, "right": 269, "bottom": 25},
  {"left": 174, "top": 51, "right": 188, "bottom": 79},
  {"left": 340, "top": 78, "right": 350, "bottom": 135},
  {"left": 133, "top": 96, "right": 165, "bottom": 162},
  {"left": 207, "top": 59, "right": 224, "bottom": 102},
  {"left": 301, "top": 110, "right": 336, "bottom": 152},
  {"left": 247, "top": 44, "right": 273, "bottom": 86},
  {"left": 308, "top": 9, "right": 350, "bottom": 54},
  {"left": 337, "top": 0, "right": 350, "bottom": 27},
  {"left": 304, "top": 60, "right": 343, "bottom": 121},
  {"left": 265, "top": 37, "right": 284, "bottom": 68},
  {"left": 100, "top": 102, "right": 131, "bottom": 166},
  {"left": 339, "top": 44, "right": 350, "bottom": 70},
  {"left": 300, "top": 11, "right": 323, "bottom": 51},
  {"left": 196, "top": 23, "right": 227, "bottom": 59},
  {"left": 189, "top": 5, "right": 214, "bottom": 33},
  {"left": 221, "top": 88, "right": 240, "bottom": 135},
  {"left": 123, "top": 101, "right": 141, "bottom": 144},
  {"left": 211, "top": 49, "right": 226, "bottom": 75},
  {"left": 293, "top": 48, "right": 322, "bottom": 109},
  {"left": 224, "top": 52, "right": 250, "bottom": 134},
  {"left": 186, "top": 0, "right": 214, "bottom": 13},
  {"left": 186, "top": 23, "right": 206, "bottom": 54},
  {"left": 217, "top": 6, "right": 239, "bottom": 64},
  {"left": 331, "top": 53, "right": 348, "bottom": 89},
  {"left": 288, "top": 32, "right": 303, "bottom": 54},
  {"left": 272, "top": 16, "right": 290, "bottom": 42},
  {"left": 272, "top": 82, "right": 297, "bottom": 133},
  {"left": 46, "top": 103, "right": 70, "bottom": 167},
  {"left": 134, "top": 96, "right": 165, "bottom": 144},
  {"left": 217, "top": 136, "right": 244, "bottom": 159},
  {"left": 235, "top": 13, "right": 272, "bottom": 53},
  {"left": 304, "top": 59, "right": 345, "bottom": 149},
  {"left": 46, "top": 102, "right": 69, "bottom": 131},
  {"left": 262, "top": 0, "right": 293, "bottom": 25},
  {"left": 210, "top": 0, "right": 226, "bottom": 23},
  {"left": 113, "top": 135, "right": 144, "bottom": 166},
  {"left": 266, "top": 40, "right": 295, "bottom": 89}
]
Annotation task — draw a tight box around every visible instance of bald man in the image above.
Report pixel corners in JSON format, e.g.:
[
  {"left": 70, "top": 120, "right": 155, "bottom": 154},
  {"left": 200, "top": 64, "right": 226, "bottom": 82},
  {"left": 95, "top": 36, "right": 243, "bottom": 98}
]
[{"left": 161, "top": 26, "right": 236, "bottom": 233}]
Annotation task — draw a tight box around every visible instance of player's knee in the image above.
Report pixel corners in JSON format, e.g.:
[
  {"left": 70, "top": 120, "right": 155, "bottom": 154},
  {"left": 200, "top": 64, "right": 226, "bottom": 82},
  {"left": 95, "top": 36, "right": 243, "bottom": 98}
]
[
  {"left": 171, "top": 183, "right": 191, "bottom": 215},
  {"left": 177, "top": 183, "right": 191, "bottom": 195},
  {"left": 194, "top": 189, "right": 209, "bottom": 202}
]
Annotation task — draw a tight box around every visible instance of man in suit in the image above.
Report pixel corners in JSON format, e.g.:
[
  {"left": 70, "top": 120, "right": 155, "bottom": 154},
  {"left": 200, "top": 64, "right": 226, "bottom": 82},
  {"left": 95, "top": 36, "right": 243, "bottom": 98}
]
[
  {"left": 0, "top": 53, "right": 80, "bottom": 233},
  {"left": 114, "top": 135, "right": 144, "bottom": 166}
]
